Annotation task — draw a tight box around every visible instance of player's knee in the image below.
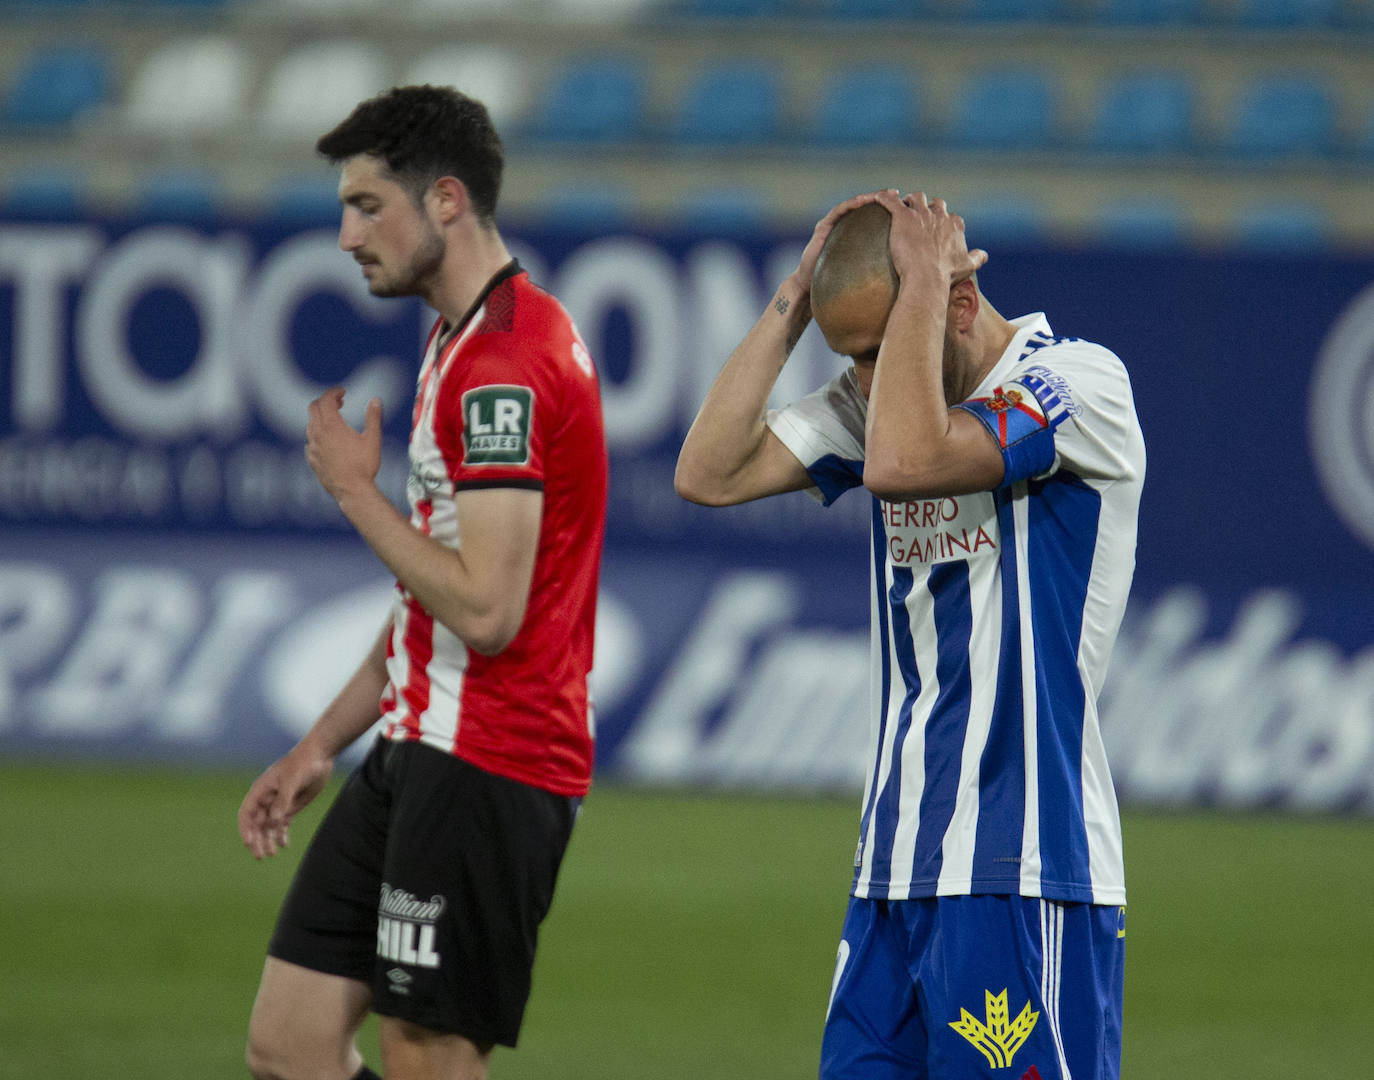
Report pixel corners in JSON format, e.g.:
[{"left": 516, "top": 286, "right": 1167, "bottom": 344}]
[
  {"left": 244, "top": 1032, "right": 283, "bottom": 1080},
  {"left": 380, "top": 1017, "right": 492, "bottom": 1080},
  {"left": 244, "top": 1018, "right": 325, "bottom": 1080}
]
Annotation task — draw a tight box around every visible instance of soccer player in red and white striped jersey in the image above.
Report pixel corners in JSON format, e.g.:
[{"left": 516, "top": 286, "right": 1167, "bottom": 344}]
[{"left": 237, "top": 86, "right": 606, "bottom": 1080}]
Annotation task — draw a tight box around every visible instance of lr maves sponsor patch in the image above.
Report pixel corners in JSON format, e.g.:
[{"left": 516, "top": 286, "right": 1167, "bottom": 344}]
[{"left": 462, "top": 384, "right": 534, "bottom": 466}]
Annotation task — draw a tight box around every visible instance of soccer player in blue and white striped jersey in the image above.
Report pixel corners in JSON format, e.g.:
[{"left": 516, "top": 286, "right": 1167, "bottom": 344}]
[{"left": 676, "top": 189, "right": 1144, "bottom": 1080}]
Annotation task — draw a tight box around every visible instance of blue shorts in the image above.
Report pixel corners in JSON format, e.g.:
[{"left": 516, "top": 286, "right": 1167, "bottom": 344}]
[{"left": 821, "top": 895, "right": 1124, "bottom": 1080}]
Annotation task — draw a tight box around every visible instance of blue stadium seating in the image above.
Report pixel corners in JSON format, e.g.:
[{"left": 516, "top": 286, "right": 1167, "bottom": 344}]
[
  {"left": 1093, "top": 198, "right": 1190, "bottom": 249},
  {"left": 669, "top": 60, "right": 784, "bottom": 145},
  {"left": 811, "top": 65, "right": 919, "bottom": 146},
  {"left": 527, "top": 183, "right": 635, "bottom": 231},
  {"left": 955, "top": 193, "right": 1051, "bottom": 248},
  {"left": 1095, "top": 0, "right": 1203, "bottom": 23},
  {"left": 678, "top": 186, "right": 770, "bottom": 233},
  {"left": 958, "top": 0, "right": 1067, "bottom": 19},
  {"left": 1230, "top": 0, "right": 1338, "bottom": 26},
  {"left": 130, "top": 168, "right": 225, "bottom": 222},
  {"left": 263, "top": 172, "right": 343, "bottom": 227},
  {"left": 1223, "top": 71, "right": 1335, "bottom": 158},
  {"left": 948, "top": 68, "right": 1058, "bottom": 148},
  {"left": 1231, "top": 200, "right": 1331, "bottom": 251},
  {"left": 0, "top": 43, "right": 112, "bottom": 130},
  {"left": 667, "top": 0, "right": 785, "bottom": 15},
  {"left": 815, "top": 0, "right": 927, "bottom": 17},
  {"left": 0, "top": 165, "right": 88, "bottom": 218},
  {"left": 1090, "top": 69, "right": 1196, "bottom": 152},
  {"left": 524, "top": 56, "right": 647, "bottom": 143}
]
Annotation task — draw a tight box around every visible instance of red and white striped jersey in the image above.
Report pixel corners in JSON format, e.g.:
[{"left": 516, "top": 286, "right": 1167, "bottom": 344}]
[{"left": 379, "top": 263, "right": 607, "bottom": 797}]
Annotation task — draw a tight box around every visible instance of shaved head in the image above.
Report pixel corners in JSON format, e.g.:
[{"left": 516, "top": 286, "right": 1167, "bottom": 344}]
[
  {"left": 811, "top": 202, "right": 898, "bottom": 359},
  {"left": 813, "top": 202, "right": 897, "bottom": 315}
]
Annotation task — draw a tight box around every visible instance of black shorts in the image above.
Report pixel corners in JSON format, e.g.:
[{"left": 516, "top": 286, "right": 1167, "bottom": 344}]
[{"left": 267, "top": 736, "right": 579, "bottom": 1047}]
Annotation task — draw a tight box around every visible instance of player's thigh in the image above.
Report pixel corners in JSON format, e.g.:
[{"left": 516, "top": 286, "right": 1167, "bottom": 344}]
[
  {"left": 380, "top": 1015, "right": 492, "bottom": 1080},
  {"left": 922, "top": 896, "right": 1124, "bottom": 1080},
  {"left": 820, "top": 896, "right": 933, "bottom": 1080},
  {"left": 246, "top": 956, "right": 371, "bottom": 1079}
]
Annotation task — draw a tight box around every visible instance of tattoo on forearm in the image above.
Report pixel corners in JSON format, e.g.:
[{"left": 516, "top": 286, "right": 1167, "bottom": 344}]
[
  {"left": 782, "top": 294, "right": 811, "bottom": 354},
  {"left": 774, "top": 295, "right": 790, "bottom": 317}
]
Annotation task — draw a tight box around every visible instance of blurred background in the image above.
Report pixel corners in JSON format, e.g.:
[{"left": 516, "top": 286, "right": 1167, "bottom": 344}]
[{"left": 2, "top": 0, "right": 1374, "bottom": 1077}]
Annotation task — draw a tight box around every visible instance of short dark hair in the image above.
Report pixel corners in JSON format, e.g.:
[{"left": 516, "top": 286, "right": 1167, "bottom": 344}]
[{"left": 317, "top": 85, "right": 504, "bottom": 222}]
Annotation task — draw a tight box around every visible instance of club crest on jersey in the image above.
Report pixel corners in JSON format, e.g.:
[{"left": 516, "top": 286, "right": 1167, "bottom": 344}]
[
  {"left": 462, "top": 385, "right": 533, "bottom": 465},
  {"left": 949, "top": 988, "right": 1039, "bottom": 1069},
  {"left": 971, "top": 385, "right": 1048, "bottom": 450}
]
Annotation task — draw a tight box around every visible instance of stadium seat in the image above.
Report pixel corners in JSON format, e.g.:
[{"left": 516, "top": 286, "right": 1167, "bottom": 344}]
[
  {"left": 263, "top": 172, "right": 344, "bottom": 227},
  {"left": 403, "top": 46, "right": 530, "bottom": 134},
  {"left": 0, "top": 43, "right": 113, "bottom": 130},
  {"left": 1231, "top": 200, "right": 1332, "bottom": 251},
  {"left": 1095, "top": 0, "right": 1203, "bottom": 22},
  {"left": 815, "top": 0, "right": 927, "bottom": 18},
  {"left": 259, "top": 41, "right": 393, "bottom": 138},
  {"left": 948, "top": 67, "right": 1058, "bottom": 149},
  {"left": 524, "top": 183, "right": 635, "bottom": 231},
  {"left": 0, "top": 165, "right": 89, "bottom": 218},
  {"left": 811, "top": 65, "right": 919, "bottom": 146},
  {"left": 669, "top": 60, "right": 784, "bottom": 145},
  {"left": 668, "top": 0, "right": 785, "bottom": 16},
  {"left": 523, "top": 56, "right": 647, "bottom": 143},
  {"left": 1093, "top": 197, "right": 1190, "bottom": 249},
  {"left": 130, "top": 168, "right": 226, "bottom": 222},
  {"left": 1230, "top": 0, "right": 1337, "bottom": 26},
  {"left": 1222, "top": 71, "right": 1335, "bottom": 158},
  {"left": 955, "top": 193, "right": 1051, "bottom": 248},
  {"left": 678, "top": 186, "right": 770, "bottom": 234},
  {"left": 1089, "top": 69, "right": 1196, "bottom": 153},
  {"left": 958, "top": 0, "right": 1067, "bottom": 19},
  {"left": 121, "top": 36, "right": 251, "bottom": 134}
]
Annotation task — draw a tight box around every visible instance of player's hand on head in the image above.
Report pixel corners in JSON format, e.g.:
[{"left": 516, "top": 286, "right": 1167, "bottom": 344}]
[
  {"left": 793, "top": 189, "right": 894, "bottom": 293},
  {"left": 878, "top": 189, "right": 989, "bottom": 289}
]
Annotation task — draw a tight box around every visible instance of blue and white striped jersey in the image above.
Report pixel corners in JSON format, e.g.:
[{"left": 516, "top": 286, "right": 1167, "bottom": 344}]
[{"left": 766, "top": 314, "right": 1144, "bottom": 906}]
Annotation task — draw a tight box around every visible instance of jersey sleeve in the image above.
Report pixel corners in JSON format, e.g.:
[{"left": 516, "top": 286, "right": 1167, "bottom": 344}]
[
  {"left": 433, "top": 338, "right": 550, "bottom": 491},
  {"left": 765, "top": 370, "right": 867, "bottom": 505},
  {"left": 953, "top": 340, "right": 1141, "bottom": 488}
]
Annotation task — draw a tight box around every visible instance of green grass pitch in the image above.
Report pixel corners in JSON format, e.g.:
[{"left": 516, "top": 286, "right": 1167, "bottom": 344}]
[{"left": 2, "top": 762, "right": 1372, "bottom": 1079}]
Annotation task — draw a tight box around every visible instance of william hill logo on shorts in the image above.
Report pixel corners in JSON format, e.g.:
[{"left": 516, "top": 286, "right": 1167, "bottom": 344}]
[
  {"left": 376, "top": 883, "right": 444, "bottom": 972},
  {"left": 462, "top": 385, "right": 533, "bottom": 466}
]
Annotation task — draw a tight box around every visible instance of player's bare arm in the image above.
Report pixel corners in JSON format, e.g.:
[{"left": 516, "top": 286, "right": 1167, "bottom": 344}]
[
  {"left": 238, "top": 620, "right": 390, "bottom": 860},
  {"left": 863, "top": 190, "right": 1002, "bottom": 500},
  {"left": 676, "top": 191, "right": 884, "bottom": 506},
  {"left": 306, "top": 387, "right": 540, "bottom": 656}
]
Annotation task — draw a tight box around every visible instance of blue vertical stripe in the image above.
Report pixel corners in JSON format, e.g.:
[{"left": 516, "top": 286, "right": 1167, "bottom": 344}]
[
  {"left": 867, "top": 565, "right": 920, "bottom": 891},
  {"left": 972, "top": 488, "right": 1027, "bottom": 889},
  {"left": 1028, "top": 473, "right": 1101, "bottom": 900},
  {"left": 910, "top": 561, "right": 974, "bottom": 889},
  {"left": 854, "top": 498, "right": 893, "bottom": 886}
]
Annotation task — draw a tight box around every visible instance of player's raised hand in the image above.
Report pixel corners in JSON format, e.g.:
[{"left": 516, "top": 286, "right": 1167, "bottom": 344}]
[
  {"left": 237, "top": 746, "right": 333, "bottom": 860},
  {"left": 305, "top": 388, "right": 383, "bottom": 501},
  {"left": 792, "top": 189, "right": 895, "bottom": 293},
  {"left": 876, "top": 189, "right": 988, "bottom": 291}
]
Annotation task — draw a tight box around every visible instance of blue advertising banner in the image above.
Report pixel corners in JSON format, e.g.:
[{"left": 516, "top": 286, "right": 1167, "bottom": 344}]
[{"left": 2, "top": 215, "right": 1373, "bottom": 811}]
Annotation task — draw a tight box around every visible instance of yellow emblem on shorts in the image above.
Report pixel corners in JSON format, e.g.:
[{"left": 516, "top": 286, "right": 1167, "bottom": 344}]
[{"left": 949, "top": 989, "right": 1039, "bottom": 1069}]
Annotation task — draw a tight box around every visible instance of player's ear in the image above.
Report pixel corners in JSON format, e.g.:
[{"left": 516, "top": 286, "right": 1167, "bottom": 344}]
[
  {"left": 429, "top": 176, "right": 470, "bottom": 225},
  {"left": 948, "top": 278, "right": 979, "bottom": 332}
]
